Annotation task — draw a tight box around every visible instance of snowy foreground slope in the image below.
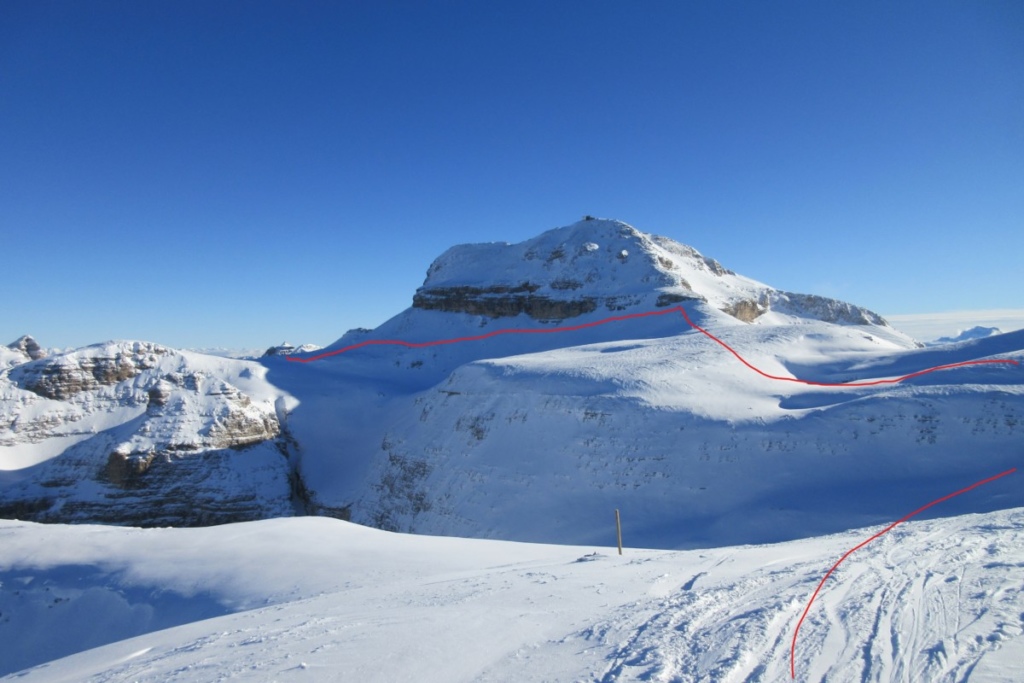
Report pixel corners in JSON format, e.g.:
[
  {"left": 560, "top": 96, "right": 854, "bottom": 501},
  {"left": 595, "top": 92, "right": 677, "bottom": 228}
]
[{"left": 2, "top": 510, "right": 1022, "bottom": 682}]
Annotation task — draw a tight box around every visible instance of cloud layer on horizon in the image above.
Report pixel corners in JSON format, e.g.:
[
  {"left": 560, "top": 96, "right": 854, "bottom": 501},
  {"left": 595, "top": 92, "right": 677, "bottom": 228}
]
[{"left": 885, "top": 309, "right": 1024, "bottom": 342}]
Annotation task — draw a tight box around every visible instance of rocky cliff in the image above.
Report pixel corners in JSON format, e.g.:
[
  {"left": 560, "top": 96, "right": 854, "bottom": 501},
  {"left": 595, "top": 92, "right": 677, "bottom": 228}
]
[{"left": 0, "top": 341, "right": 302, "bottom": 526}]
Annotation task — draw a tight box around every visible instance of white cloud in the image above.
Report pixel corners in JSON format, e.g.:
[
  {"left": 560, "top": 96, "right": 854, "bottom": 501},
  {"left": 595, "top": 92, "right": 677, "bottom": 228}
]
[{"left": 884, "top": 309, "right": 1024, "bottom": 342}]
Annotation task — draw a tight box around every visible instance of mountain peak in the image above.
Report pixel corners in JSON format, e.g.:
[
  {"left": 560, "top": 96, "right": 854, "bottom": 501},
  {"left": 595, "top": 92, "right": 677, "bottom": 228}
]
[
  {"left": 6, "top": 335, "right": 46, "bottom": 361},
  {"left": 414, "top": 218, "right": 732, "bottom": 320},
  {"left": 931, "top": 326, "right": 1003, "bottom": 345},
  {"left": 412, "top": 218, "right": 886, "bottom": 327}
]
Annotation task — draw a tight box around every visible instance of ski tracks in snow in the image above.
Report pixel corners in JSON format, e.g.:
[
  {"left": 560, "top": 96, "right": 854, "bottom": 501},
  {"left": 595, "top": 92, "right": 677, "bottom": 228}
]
[
  {"left": 4, "top": 512, "right": 1021, "bottom": 682},
  {"left": 584, "top": 514, "right": 1024, "bottom": 683}
]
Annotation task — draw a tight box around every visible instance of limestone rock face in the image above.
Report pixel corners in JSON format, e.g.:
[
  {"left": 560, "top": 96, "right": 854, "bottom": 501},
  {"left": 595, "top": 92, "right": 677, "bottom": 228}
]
[
  {"left": 413, "top": 285, "right": 602, "bottom": 320},
  {"left": 0, "top": 341, "right": 299, "bottom": 527},
  {"left": 767, "top": 292, "right": 887, "bottom": 325},
  {"left": 13, "top": 342, "right": 166, "bottom": 400}
]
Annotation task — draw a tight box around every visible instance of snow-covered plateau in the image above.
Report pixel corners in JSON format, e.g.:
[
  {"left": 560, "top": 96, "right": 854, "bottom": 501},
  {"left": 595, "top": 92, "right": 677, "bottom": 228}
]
[{"left": 1, "top": 218, "right": 1021, "bottom": 679}]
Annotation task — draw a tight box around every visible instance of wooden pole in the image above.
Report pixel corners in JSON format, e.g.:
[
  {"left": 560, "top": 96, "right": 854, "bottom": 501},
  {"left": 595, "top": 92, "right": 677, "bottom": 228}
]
[{"left": 615, "top": 508, "right": 623, "bottom": 555}]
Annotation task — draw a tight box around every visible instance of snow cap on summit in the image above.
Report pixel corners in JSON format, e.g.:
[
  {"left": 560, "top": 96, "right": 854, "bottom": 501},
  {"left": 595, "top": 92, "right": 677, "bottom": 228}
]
[
  {"left": 7, "top": 335, "right": 46, "bottom": 361},
  {"left": 422, "top": 218, "right": 681, "bottom": 290},
  {"left": 412, "top": 218, "right": 889, "bottom": 326}
]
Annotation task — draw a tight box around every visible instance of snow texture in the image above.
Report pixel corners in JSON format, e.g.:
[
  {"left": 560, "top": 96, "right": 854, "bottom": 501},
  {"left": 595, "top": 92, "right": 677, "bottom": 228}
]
[{"left": 1, "top": 509, "right": 1022, "bottom": 681}]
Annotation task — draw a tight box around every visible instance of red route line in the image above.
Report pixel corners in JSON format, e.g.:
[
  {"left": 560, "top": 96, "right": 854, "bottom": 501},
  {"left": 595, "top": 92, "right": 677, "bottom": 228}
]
[
  {"left": 286, "top": 305, "right": 1020, "bottom": 387},
  {"left": 674, "top": 306, "right": 1019, "bottom": 387},
  {"left": 287, "top": 307, "right": 683, "bottom": 362},
  {"left": 789, "top": 467, "right": 1018, "bottom": 680}
]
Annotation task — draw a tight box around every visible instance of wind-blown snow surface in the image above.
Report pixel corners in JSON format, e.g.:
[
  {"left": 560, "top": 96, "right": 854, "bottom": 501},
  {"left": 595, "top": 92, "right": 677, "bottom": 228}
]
[{"left": 2, "top": 511, "right": 1022, "bottom": 681}]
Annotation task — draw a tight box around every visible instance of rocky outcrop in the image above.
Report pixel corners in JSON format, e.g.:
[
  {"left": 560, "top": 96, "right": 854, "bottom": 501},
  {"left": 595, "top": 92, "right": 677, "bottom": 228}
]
[
  {"left": 0, "top": 341, "right": 302, "bottom": 527},
  {"left": 2, "top": 336, "right": 47, "bottom": 370},
  {"left": 105, "top": 449, "right": 157, "bottom": 489},
  {"left": 766, "top": 292, "right": 887, "bottom": 325},
  {"left": 412, "top": 285, "right": 601, "bottom": 320},
  {"left": 723, "top": 298, "right": 767, "bottom": 322},
  {"left": 208, "top": 409, "right": 281, "bottom": 450},
  {"left": 720, "top": 291, "right": 887, "bottom": 325},
  {"left": 263, "top": 342, "right": 323, "bottom": 357},
  {"left": 13, "top": 342, "right": 168, "bottom": 400},
  {"left": 8, "top": 335, "right": 47, "bottom": 361},
  {"left": 4, "top": 440, "right": 297, "bottom": 527}
]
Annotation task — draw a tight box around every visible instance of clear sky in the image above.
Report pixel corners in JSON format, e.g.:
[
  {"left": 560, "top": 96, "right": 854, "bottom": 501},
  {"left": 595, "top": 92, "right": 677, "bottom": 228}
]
[{"left": 2, "top": 1, "right": 1022, "bottom": 350}]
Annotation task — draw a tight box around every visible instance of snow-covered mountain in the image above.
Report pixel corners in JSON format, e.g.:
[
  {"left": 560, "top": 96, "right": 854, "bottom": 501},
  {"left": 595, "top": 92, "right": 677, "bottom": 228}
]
[
  {"left": 1, "top": 336, "right": 47, "bottom": 371},
  {"left": 268, "top": 219, "right": 1021, "bottom": 547},
  {"left": 409, "top": 217, "right": 888, "bottom": 325},
  {"left": 931, "top": 326, "right": 1005, "bottom": 345},
  {"left": 0, "top": 341, "right": 299, "bottom": 525},
  {"left": 1, "top": 218, "right": 1021, "bottom": 546}
]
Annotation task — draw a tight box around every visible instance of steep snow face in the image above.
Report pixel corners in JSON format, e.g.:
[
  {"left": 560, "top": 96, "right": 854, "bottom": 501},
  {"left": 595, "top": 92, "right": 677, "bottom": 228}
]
[
  {"left": 2, "top": 509, "right": 1022, "bottom": 681},
  {"left": 411, "top": 218, "right": 889, "bottom": 326},
  {"left": 0, "top": 342, "right": 299, "bottom": 526}
]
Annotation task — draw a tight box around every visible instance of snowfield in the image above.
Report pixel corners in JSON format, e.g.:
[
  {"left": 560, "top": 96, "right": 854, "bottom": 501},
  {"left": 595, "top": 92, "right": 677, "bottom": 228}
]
[{"left": 2, "top": 508, "right": 1022, "bottom": 681}]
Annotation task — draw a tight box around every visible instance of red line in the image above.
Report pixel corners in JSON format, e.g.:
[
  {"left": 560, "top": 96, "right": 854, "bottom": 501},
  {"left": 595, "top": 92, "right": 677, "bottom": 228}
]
[
  {"left": 789, "top": 467, "right": 1017, "bottom": 679},
  {"left": 674, "top": 306, "right": 1019, "bottom": 387},
  {"left": 286, "top": 307, "right": 684, "bottom": 362},
  {"left": 285, "top": 305, "right": 1020, "bottom": 387}
]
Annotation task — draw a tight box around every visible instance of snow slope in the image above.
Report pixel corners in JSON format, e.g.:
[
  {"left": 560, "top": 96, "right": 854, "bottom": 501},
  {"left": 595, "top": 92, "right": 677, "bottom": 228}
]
[
  {"left": 2, "top": 508, "right": 1022, "bottom": 681},
  {"left": 269, "top": 293, "right": 1021, "bottom": 547}
]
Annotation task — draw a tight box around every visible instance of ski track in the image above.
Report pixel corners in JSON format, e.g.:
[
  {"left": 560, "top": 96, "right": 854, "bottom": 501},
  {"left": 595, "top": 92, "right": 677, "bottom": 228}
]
[
  {"left": 285, "top": 305, "right": 1020, "bottom": 391},
  {"left": 2, "top": 511, "right": 1022, "bottom": 681},
  {"left": 575, "top": 516, "right": 1023, "bottom": 683}
]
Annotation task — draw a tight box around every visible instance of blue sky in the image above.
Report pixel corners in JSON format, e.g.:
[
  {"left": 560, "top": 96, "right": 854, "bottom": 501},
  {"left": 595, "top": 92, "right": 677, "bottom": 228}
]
[{"left": 2, "top": 1, "right": 1022, "bottom": 350}]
